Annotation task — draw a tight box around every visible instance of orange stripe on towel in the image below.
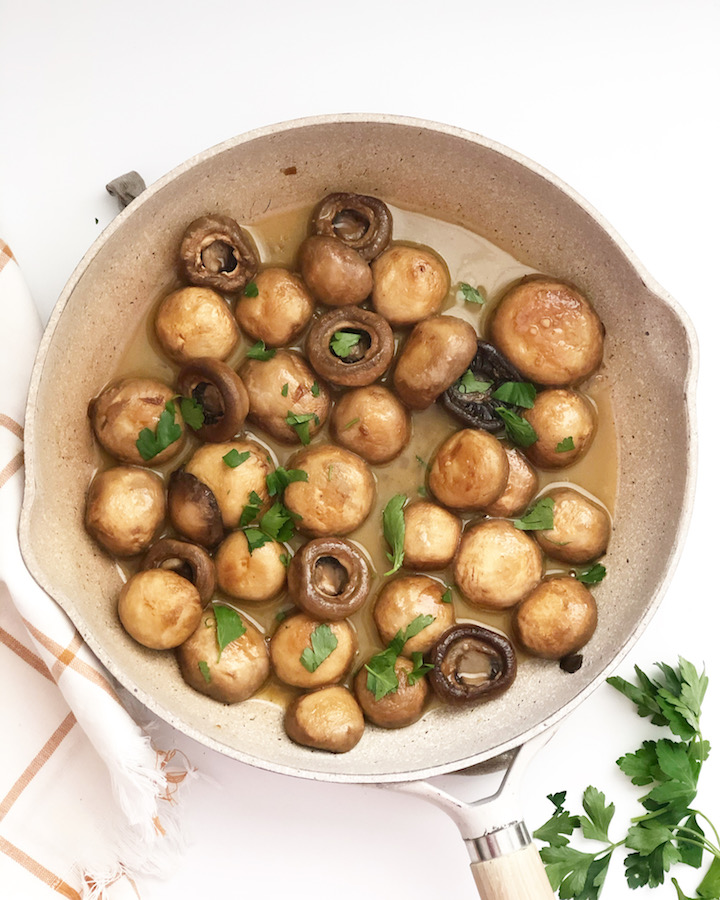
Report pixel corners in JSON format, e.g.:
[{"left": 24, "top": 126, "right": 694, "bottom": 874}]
[
  {"left": 0, "top": 413, "right": 23, "bottom": 440},
  {"left": 0, "top": 626, "right": 54, "bottom": 681},
  {"left": 0, "top": 241, "right": 14, "bottom": 275},
  {"left": 0, "top": 451, "right": 23, "bottom": 489},
  {"left": 0, "top": 836, "right": 81, "bottom": 899}
]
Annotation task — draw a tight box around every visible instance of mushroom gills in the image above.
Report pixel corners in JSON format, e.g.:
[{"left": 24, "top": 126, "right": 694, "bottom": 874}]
[
  {"left": 313, "top": 556, "right": 349, "bottom": 597},
  {"left": 201, "top": 240, "right": 238, "bottom": 275},
  {"left": 441, "top": 638, "right": 503, "bottom": 687}
]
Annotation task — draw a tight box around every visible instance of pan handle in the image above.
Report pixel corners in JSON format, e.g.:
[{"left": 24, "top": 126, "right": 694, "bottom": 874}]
[{"left": 467, "top": 825, "right": 555, "bottom": 899}]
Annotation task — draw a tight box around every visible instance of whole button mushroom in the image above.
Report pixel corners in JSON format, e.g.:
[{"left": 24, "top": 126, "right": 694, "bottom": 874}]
[
  {"left": 270, "top": 613, "right": 357, "bottom": 689},
  {"left": 393, "top": 316, "right": 477, "bottom": 410},
  {"left": 373, "top": 576, "right": 454, "bottom": 656},
  {"left": 167, "top": 470, "right": 224, "bottom": 549},
  {"left": 176, "top": 357, "right": 249, "bottom": 443},
  {"left": 454, "top": 519, "right": 543, "bottom": 610},
  {"left": 155, "top": 286, "right": 239, "bottom": 364},
  {"left": 523, "top": 389, "right": 597, "bottom": 469},
  {"left": 483, "top": 447, "right": 539, "bottom": 518},
  {"left": 428, "top": 429, "right": 509, "bottom": 511},
  {"left": 141, "top": 538, "right": 216, "bottom": 604},
  {"left": 402, "top": 501, "right": 462, "bottom": 571},
  {"left": 118, "top": 569, "right": 203, "bottom": 650},
  {"left": 283, "top": 445, "right": 376, "bottom": 537},
  {"left": 514, "top": 575, "right": 598, "bottom": 659},
  {"left": 354, "top": 656, "right": 428, "bottom": 728},
  {"left": 284, "top": 686, "right": 365, "bottom": 753},
  {"left": 298, "top": 235, "right": 372, "bottom": 307},
  {"left": 89, "top": 378, "right": 186, "bottom": 467},
  {"left": 85, "top": 466, "right": 166, "bottom": 557},
  {"left": 177, "top": 610, "right": 270, "bottom": 703},
  {"left": 215, "top": 530, "right": 288, "bottom": 603},
  {"left": 234, "top": 267, "right": 315, "bottom": 347},
  {"left": 534, "top": 487, "right": 611, "bottom": 565},
  {"left": 331, "top": 385, "right": 411, "bottom": 464},
  {"left": 490, "top": 276, "right": 604, "bottom": 386},
  {"left": 371, "top": 243, "right": 450, "bottom": 326},
  {"left": 179, "top": 214, "right": 259, "bottom": 293},
  {"left": 429, "top": 624, "right": 517, "bottom": 706},
  {"left": 311, "top": 192, "right": 392, "bottom": 261},
  {"left": 287, "top": 538, "right": 371, "bottom": 620},
  {"left": 306, "top": 307, "right": 395, "bottom": 388}
]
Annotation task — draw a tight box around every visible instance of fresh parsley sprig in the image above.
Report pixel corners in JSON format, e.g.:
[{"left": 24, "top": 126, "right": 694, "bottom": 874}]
[
  {"left": 136, "top": 401, "right": 182, "bottom": 460},
  {"left": 534, "top": 658, "right": 719, "bottom": 899},
  {"left": 382, "top": 493, "right": 407, "bottom": 576},
  {"left": 364, "top": 614, "right": 435, "bottom": 701}
]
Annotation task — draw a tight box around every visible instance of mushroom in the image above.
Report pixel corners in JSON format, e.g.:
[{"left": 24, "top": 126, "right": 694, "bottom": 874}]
[
  {"left": 234, "top": 267, "right": 315, "bottom": 347},
  {"left": 179, "top": 214, "right": 259, "bottom": 293},
  {"left": 167, "top": 470, "right": 225, "bottom": 548},
  {"left": 483, "top": 447, "right": 539, "bottom": 518},
  {"left": 287, "top": 538, "right": 371, "bottom": 620},
  {"left": 454, "top": 519, "right": 543, "bottom": 609},
  {"left": 283, "top": 445, "right": 376, "bottom": 537},
  {"left": 373, "top": 575, "right": 454, "bottom": 655},
  {"left": 177, "top": 609, "right": 269, "bottom": 703},
  {"left": 85, "top": 466, "right": 166, "bottom": 557},
  {"left": 311, "top": 192, "right": 392, "bottom": 261},
  {"left": 354, "top": 656, "right": 428, "bottom": 728},
  {"left": 305, "top": 307, "right": 395, "bottom": 388},
  {"left": 88, "top": 378, "right": 186, "bottom": 466},
  {"left": 514, "top": 575, "right": 598, "bottom": 659},
  {"left": 523, "top": 389, "right": 597, "bottom": 468},
  {"left": 393, "top": 315, "right": 477, "bottom": 410},
  {"left": 214, "top": 530, "right": 287, "bottom": 603},
  {"left": 533, "top": 487, "right": 611, "bottom": 565},
  {"left": 240, "top": 349, "right": 330, "bottom": 444},
  {"left": 429, "top": 624, "right": 517, "bottom": 706},
  {"left": 269, "top": 613, "right": 357, "bottom": 689},
  {"left": 371, "top": 243, "right": 450, "bottom": 326},
  {"left": 141, "top": 538, "right": 216, "bottom": 604},
  {"left": 154, "top": 286, "right": 239, "bottom": 364},
  {"left": 331, "top": 385, "right": 411, "bottom": 464},
  {"left": 428, "top": 429, "right": 509, "bottom": 510},
  {"left": 284, "top": 686, "right": 365, "bottom": 753},
  {"left": 176, "top": 357, "right": 249, "bottom": 442},
  {"left": 118, "top": 569, "right": 203, "bottom": 650},
  {"left": 490, "top": 275, "right": 604, "bottom": 386},
  {"left": 298, "top": 235, "right": 372, "bottom": 307},
  {"left": 402, "top": 501, "right": 462, "bottom": 570}
]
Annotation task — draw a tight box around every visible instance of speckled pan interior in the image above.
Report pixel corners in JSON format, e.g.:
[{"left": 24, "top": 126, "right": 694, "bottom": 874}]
[{"left": 19, "top": 115, "right": 698, "bottom": 783}]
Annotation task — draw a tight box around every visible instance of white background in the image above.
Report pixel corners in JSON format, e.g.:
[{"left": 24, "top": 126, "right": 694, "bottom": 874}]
[{"left": 1, "top": 1, "right": 719, "bottom": 898}]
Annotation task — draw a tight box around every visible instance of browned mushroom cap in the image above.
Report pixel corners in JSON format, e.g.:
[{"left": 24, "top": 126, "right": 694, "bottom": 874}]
[
  {"left": 297, "top": 235, "right": 372, "bottom": 307},
  {"left": 85, "top": 466, "right": 166, "bottom": 557},
  {"left": 393, "top": 316, "right": 478, "bottom": 410},
  {"left": 533, "top": 487, "right": 611, "bottom": 565},
  {"left": 354, "top": 656, "right": 428, "bottom": 728},
  {"left": 167, "top": 470, "right": 224, "bottom": 548},
  {"left": 155, "top": 287, "right": 239, "bottom": 364},
  {"left": 428, "top": 429, "right": 509, "bottom": 510},
  {"left": 402, "top": 501, "right": 461, "bottom": 570},
  {"left": 514, "top": 575, "right": 598, "bottom": 659},
  {"left": 331, "top": 385, "right": 411, "bottom": 464},
  {"left": 523, "top": 389, "right": 596, "bottom": 469},
  {"left": 234, "top": 267, "right": 314, "bottom": 347},
  {"left": 215, "top": 531, "right": 287, "bottom": 603},
  {"left": 306, "top": 307, "right": 394, "bottom": 388},
  {"left": 483, "top": 447, "right": 539, "bottom": 518},
  {"left": 285, "top": 686, "right": 365, "bottom": 753},
  {"left": 179, "top": 214, "right": 259, "bottom": 293},
  {"left": 141, "top": 538, "right": 216, "bottom": 604},
  {"left": 371, "top": 243, "right": 450, "bottom": 326},
  {"left": 176, "top": 358, "right": 249, "bottom": 442},
  {"left": 287, "top": 538, "right": 371, "bottom": 620},
  {"left": 311, "top": 192, "right": 392, "bottom": 261},
  {"left": 270, "top": 613, "right": 357, "bottom": 689},
  {"left": 373, "top": 576, "right": 454, "bottom": 655},
  {"left": 429, "top": 624, "right": 517, "bottom": 706},
  {"left": 118, "top": 569, "right": 203, "bottom": 650}
]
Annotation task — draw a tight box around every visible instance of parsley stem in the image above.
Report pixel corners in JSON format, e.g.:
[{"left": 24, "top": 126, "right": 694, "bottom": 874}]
[
  {"left": 692, "top": 809, "right": 720, "bottom": 848},
  {"left": 673, "top": 823, "right": 720, "bottom": 858}
]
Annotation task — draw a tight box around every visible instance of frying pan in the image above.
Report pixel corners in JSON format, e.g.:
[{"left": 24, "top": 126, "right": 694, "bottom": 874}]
[{"left": 18, "top": 114, "right": 697, "bottom": 899}]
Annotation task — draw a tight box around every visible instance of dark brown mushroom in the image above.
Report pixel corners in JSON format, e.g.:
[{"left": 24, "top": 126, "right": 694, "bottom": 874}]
[
  {"left": 176, "top": 357, "right": 249, "bottom": 442},
  {"left": 167, "top": 469, "right": 224, "bottom": 548},
  {"left": 141, "top": 538, "right": 216, "bottom": 604},
  {"left": 179, "top": 214, "right": 259, "bottom": 293},
  {"left": 429, "top": 624, "right": 517, "bottom": 705},
  {"left": 311, "top": 192, "right": 392, "bottom": 261},
  {"left": 306, "top": 307, "right": 394, "bottom": 387},
  {"left": 287, "top": 538, "right": 371, "bottom": 620}
]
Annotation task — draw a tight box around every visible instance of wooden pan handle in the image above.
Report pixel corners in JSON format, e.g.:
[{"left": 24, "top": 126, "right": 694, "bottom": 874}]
[{"left": 470, "top": 843, "right": 555, "bottom": 900}]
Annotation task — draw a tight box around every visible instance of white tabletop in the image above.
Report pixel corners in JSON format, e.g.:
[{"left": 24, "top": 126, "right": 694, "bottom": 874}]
[{"left": 1, "top": 2, "right": 719, "bottom": 898}]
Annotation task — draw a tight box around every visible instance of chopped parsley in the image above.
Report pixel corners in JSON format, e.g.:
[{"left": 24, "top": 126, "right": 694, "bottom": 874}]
[
  {"left": 243, "top": 281, "right": 259, "bottom": 297},
  {"left": 491, "top": 381, "right": 537, "bottom": 409},
  {"left": 556, "top": 436, "right": 576, "bottom": 452},
  {"left": 223, "top": 448, "right": 251, "bottom": 468},
  {"left": 456, "top": 370, "right": 492, "bottom": 394},
  {"left": 300, "top": 624, "right": 338, "bottom": 673},
  {"left": 382, "top": 494, "right": 407, "bottom": 576},
  {"left": 285, "top": 410, "right": 319, "bottom": 445},
  {"left": 458, "top": 282, "right": 485, "bottom": 304},
  {"left": 213, "top": 605, "right": 246, "bottom": 660},
  {"left": 495, "top": 405, "right": 538, "bottom": 447},
  {"left": 575, "top": 563, "right": 607, "bottom": 585},
  {"left": 364, "top": 614, "right": 435, "bottom": 700},
  {"left": 197, "top": 660, "right": 212, "bottom": 684},
  {"left": 135, "top": 401, "right": 182, "bottom": 461},
  {"left": 246, "top": 340, "right": 275, "bottom": 361},
  {"left": 330, "top": 330, "right": 362, "bottom": 358},
  {"left": 179, "top": 395, "right": 205, "bottom": 430},
  {"left": 514, "top": 496, "right": 555, "bottom": 531}
]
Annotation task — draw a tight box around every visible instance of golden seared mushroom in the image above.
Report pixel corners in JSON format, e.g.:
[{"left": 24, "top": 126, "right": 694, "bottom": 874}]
[
  {"left": 177, "top": 608, "right": 269, "bottom": 703},
  {"left": 371, "top": 243, "right": 450, "bottom": 326},
  {"left": 454, "top": 519, "right": 543, "bottom": 610},
  {"left": 429, "top": 624, "right": 517, "bottom": 706},
  {"left": 179, "top": 214, "right": 259, "bottom": 293},
  {"left": 354, "top": 656, "right": 428, "bottom": 729},
  {"left": 428, "top": 429, "right": 509, "bottom": 510},
  {"left": 402, "top": 501, "right": 461, "bottom": 570},
  {"left": 490, "top": 276, "right": 604, "bottom": 386},
  {"left": 287, "top": 538, "right": 371, "bottom": 620},
  {"left": 270, "top": 613, "right": 357, "bottom": 689},
  {"left": 331, "top": 385, "right": 410, "bottom": 464},
  {"left": 283, "top": 445, "right": 376, "bottom": 537},
  {"left": 523, "top": 389, "right": 596, "bottom": 469},
  {"left": 534, "top": 487, "right": 611, "bottom": 565},
  {"left": 141, "top": 538, "right": 216, "bottom": 604},
  {"left": 215, "top": 531, "right": 287, "bottom": 603},
  {"left": 285, "top": 686, "right": 365, "bottom": 753},
  {"left": 373, "top": 576, "right": 454, "bottom": 655},
  {"left": 167, "top": 470, "right": 224, "bottom": 548},
  {"left": 176, "top": 358, "right": 249, "bottom": 443},
  {"left": 514, "top": 575, "right": 598, "bottom": 659},
  {"left": 240, "top": 349, "right": 330, "bottom": 444},
  {"left": 393, "top": 316, "right": 477, "bottom": 410},
  {"left": 483, "top": 447, "right": 539, "bottom": 518},
  {"left": 118, "top": 569, "right": 203, "bottom": 650},
  {"left": 154, "top": 286, "right": 239, "bottom": 364},
  {"left": 85, "top": 466, "right": 165, "bottom": 557},
  {"left": 311, "top": 192, "right": 392, "bottom": 261},
  {"left": 298, "top": 235, "right": 372, "bottom": 307},
  {"left": 234, "top": 268, "right": 314, "bottom": 347},
  {"left": 184, "top": 440, "right": 273, "bottom": 529},
  {"left": 89, "top": 378, "right": 186, "bottom": 466},
  {"left": 306, "top": 307, "right": 395, "bottom": 388}
]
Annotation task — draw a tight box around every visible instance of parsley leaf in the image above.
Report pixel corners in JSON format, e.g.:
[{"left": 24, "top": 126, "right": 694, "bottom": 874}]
[
  {"left": 136, "top": 401, "right": 182, "bottom": 460},
  {"left": 514, "top": 496, "right": 554, "bottom": 531},
  {"left": 364, "top": 614, "right": 435, "bottom": 700},
  {"left": 407, "top": 651, "right": 434, "bottom": 686},
  {"left": 382, "top": 493, "right": 407, "bottom": 576},
  {"left": 557, "top": 436, "right": 576, "bottom": 452},
  {"left": 494, "top": 405, "right": 538, "bottom": 447},
  {"left": 246, "top": 339, "right": 275, "bottom": 360},
  {"left": 310, "top": 381, "right": 320, "bottom": 397},
  {"left": 458, "top": 282, "right": 485, "bottom": 304},
  {"left": 575, "top": 564, "right": 607, "bottom": 585},
  {"left": 259, "top": 501, "right": 297, "bottom": 543},
  {"left": 240, "top": 490, "right": 264, "bottom": 528},
  {"left": 343, "top": 416, "right": 360, "bottom": 430},
  {"left": 281, "top": 382, "right": 289, "bottom": 397},
  {"left": 244, "top": 527, "right": 271, "bottom": 553},
  {"left": 179, "top": 395, "right": 205, "bottom": 430},
  {"left": 455, "top": 370, "right": 492, "bottom": 394},
  {"left": 300, "top": 624, "right": 338, "bottom": 672},
  {"left": 491, "top": 381, "right": 537, "bottom": 409},
  {"left": 330, "top": 330, "right": 361, "bottom": 358},
  {"left": 198, "top": 660, "right": 212, "bottom": 684},
  {"left": 223, "top": 448, "right": 251, "bottom": 468},
  {"left": 266, "top": 466, "right": 308, "bottom": 496},
  {"left": 244, "top": 281, "right": 259, "bottom": 297},
  {"left": 285, "top": 411, "right": 319, "bottom": 445},
  {"left": 213, "top": 605, "right": 246, "bottom": 661}
]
